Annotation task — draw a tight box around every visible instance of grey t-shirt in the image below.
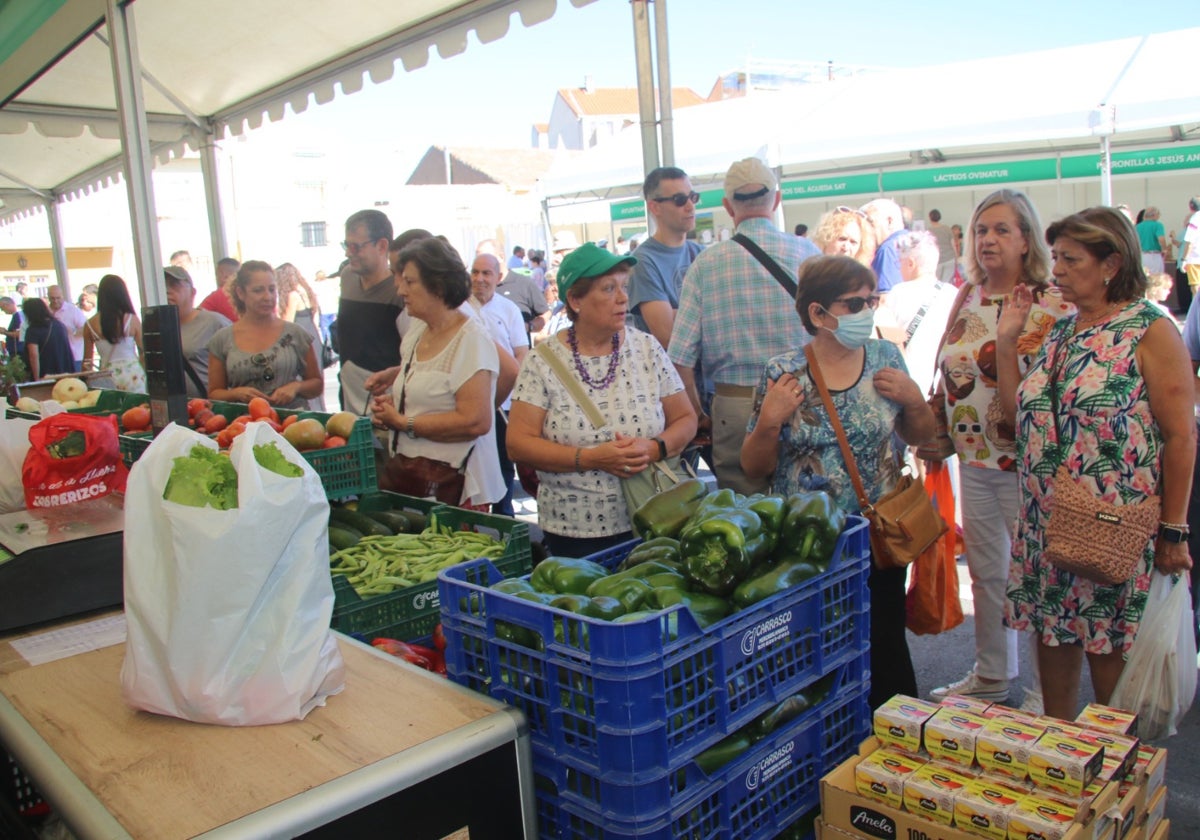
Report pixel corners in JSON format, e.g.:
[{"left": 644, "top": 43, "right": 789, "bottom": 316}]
[
  {"left": 180, "top": 309, "right": 231, "bottom": 398},
  {"left": 207, "top": 321, "right": 314, "bottom": 408}
]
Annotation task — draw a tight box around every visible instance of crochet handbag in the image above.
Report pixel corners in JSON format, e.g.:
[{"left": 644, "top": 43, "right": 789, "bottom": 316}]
[
  {"left": 1042, "top": 336, "right": 1159, "bottom": 584},
  {"left": 805, "top": 345, "right": 947, "bottom": 569}
]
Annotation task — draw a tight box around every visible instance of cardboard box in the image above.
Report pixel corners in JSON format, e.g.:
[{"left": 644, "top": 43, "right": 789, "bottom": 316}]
[
  {"left": 1029, "top": 733, "right": 1105, "bottom": 797},
  {"left": 1149, "top": 818, "right": 1168, "bottom": 840},
  {"left": 874, "top": 694, "right": 940, "bottom": 754},
  {"left": 1144, "top": 786, "right": 1166, "bottom": 838},
  {"left": 1129, "top": 746, "right": 1166, "bottom": 797},
  {"left": 1076, "top": 703, "right": 1138, "bottom": 737},
  {"left": 1075, "top": 729, "right": 1139, "bottom": 780},
  {"left": 1112, "top": 777, "right": 1141, "bottom": 840},
  {"left": 1118, "top": 777, "right": 1146, "bottom": 832},
  {"left": 819, "top": 742, "right": 1099, "bottom": 840},
  {"left": 925, "top": 708, "right": 989, "bottom": 768},
  {"left": 1009, "top": 794, "right": 1080, "bottom": 840}
]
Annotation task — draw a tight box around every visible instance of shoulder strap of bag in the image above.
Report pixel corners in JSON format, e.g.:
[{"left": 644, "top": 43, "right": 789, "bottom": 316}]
[
  {"left": 803, "top": 344, "right": 872, "bottom": 512},
  {"left": 926, "top": 281, "right": 975, "bottom": 398},
  {"left": 534, "top": 340, "right": 607, "bottom": 429},
  {"left": 904, "top": 281, "right": 944, "bottom": 347},
  {"left": 733, "top": 234, "right": 798, "bottom": 299},
  {"left": 180, "top": 355, "right": 206, "bottom": 396}
]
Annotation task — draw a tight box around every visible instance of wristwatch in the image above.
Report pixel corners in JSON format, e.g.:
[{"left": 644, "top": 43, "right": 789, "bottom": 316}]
[
  {"left": 1158, "top": 523, "right": 1189, "bottom": 544},
  {"left": 653, "top": 437, "right": 667, "bottom": 462},
  {"left": 406, "top": 415, "right": 417, "bottom": 439}
]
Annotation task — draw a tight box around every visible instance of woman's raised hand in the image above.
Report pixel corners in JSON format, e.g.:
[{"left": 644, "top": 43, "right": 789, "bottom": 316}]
[
  {"left": 760, "top": 373, "right": 805, "bottom": 426},
  {"left": 997, "top": 284, "right": 1032, "bottom": 347}
]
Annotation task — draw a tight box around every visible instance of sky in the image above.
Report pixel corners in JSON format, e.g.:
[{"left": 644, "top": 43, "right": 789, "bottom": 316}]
[{"left": 262, "top": 0, "right": 1170, "bottom": 168}]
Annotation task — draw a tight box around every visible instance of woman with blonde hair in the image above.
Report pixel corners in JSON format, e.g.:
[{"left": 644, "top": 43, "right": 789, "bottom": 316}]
[{"left": 812, "top": 206, "right": 877, "bottom": 268}]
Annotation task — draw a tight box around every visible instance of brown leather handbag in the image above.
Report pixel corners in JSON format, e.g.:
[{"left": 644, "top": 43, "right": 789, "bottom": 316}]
[
  {"left": 378, "top": 452, "right": 468, "bottom": 505},
  {"left": 805, "top": 345, "right": 947, "bottom": 569}
]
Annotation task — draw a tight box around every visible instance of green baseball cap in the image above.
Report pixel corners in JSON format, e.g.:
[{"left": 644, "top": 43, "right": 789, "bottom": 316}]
[{"left": 556, "top": 242, "right": 637, "bottom": 300}]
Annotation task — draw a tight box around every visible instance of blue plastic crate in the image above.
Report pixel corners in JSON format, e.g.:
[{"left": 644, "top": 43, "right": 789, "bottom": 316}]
[
  {"left": 531, "top": 668, "right": 868, "bottom": 840},
  {"left": 439, "top": 516, "right": 870, "bottom": 776}
]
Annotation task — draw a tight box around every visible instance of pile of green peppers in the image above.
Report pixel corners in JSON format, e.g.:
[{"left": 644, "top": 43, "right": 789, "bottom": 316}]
[{"left": 489, "top": 485, "right": 847, "bottom": 635}]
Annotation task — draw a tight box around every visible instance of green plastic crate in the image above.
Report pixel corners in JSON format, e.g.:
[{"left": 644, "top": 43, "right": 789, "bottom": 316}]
[
  {"left": 5, "top": 388, "right": 146, "bottom": 422},
  {"left": 118, "top": 400, "right": 378, "bottom": 500},
  {"left": 331, "top": 497, "right": 532, "bottom": 643}
]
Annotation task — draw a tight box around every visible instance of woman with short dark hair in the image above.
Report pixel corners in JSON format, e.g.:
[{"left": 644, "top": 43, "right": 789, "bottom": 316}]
[{"left": 742, "top": 254, "right": 933, "bottom": 709}]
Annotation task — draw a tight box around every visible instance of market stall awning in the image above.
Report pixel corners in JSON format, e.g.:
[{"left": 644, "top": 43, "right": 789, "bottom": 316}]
[{"left": 0, "top": 0, "right": 597, "bottom": 223}]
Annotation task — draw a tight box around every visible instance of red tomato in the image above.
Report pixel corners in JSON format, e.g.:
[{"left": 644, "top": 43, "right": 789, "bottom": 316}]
[
  {"left": 121, "top": 405, "right": 151, "bottom": 432},
  {"left": 230, "top": 414, "right": 252, "bottom": 429},
  {"left": 322, "top": 435, "right": 346, "bottom": 448},
  {"left": 262, "top": 419, "right": 283, "bottom": 432},
  {"left": 281, "top": 414, "right": 300, "bottom": 429},
  {"left": 269, "top": 408, "right": 280, "bottom": 424},
  {"left": 202, "top": 415, "right": 228, "bottom": 434},
  {"left": 187, "top": 398, "right": 212, "bottom": 419},
  {"left": 248, "top": 397, "right": 271, "bottom": 420},
  {"left": 194, "top": 408, "right": 215, "bottom": 426},
  {"left": 216, "top": 428, "right": 234, "bottom": 449}
]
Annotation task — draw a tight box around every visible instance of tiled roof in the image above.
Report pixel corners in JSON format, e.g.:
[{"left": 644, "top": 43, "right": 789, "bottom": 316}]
[
  {"left": 557, "top": 86, "right": 706, "bottom": 117},
  {"left": 406, "top": 145, "right": 580, "bottom": 190}
]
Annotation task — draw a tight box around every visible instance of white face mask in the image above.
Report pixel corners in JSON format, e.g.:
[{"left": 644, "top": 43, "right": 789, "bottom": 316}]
[{"left": 821, "top": 306, "right": 875, "bottom": 349}]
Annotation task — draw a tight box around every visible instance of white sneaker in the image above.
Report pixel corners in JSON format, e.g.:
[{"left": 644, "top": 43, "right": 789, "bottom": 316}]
[
  {"left": 1018, "top": 688, "right": 1044, "bottom": 715},
  {"left": 929, "top": 669, "right": 1011, "bottom": 703}
]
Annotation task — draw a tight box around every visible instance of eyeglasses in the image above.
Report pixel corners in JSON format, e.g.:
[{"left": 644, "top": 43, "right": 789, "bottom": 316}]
[
  {"left": 251, "top": 353, "right": 275, "bottom": 383},
  {"left": 651, "top": 191, "right": 701, "bottom": 208},
  {"left": 835, "top": 206, "right": 869, "bottom": 218},
  {"left": 341, "top": 239, "right": 377, "bottom": 254},
  {"left": 831, "top": 294, "right": 880, "bottom": 313}
]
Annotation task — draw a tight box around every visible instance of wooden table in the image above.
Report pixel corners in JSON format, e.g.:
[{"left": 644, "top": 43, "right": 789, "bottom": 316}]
[{"left": 0, "top": 616, "right": 533, "bottom": 839}]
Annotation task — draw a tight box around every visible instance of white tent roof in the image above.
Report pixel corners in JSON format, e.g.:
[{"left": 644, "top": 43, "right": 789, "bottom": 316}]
[
  {"left": 0, "top": 0, "right": 597, "bottom": 222},
  {"left": 540, "top": 28, "right": 1200, "bottom": 201}
]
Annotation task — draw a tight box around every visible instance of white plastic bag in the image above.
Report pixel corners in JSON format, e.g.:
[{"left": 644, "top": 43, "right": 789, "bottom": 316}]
[
  {"left": 0, "top": 417, "right": 35, "bottom": 513},
  {"left": 120, "top": 422, "right": 345, "bottom": 725},
  {"left": 1110, "top": 571, "right": 1197, "bottom": 740}
]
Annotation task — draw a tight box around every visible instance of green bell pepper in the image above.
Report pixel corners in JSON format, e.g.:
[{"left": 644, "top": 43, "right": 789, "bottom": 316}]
[
  {"left": 549, "top": 593, "right": 626, "bottom": 620},
  {"left": 530, "top": 556, "right": 610, "bottom": 594},
  {"left": 648, "top": 587, "right": 731, "bottom": 629},
  {"left": 744, "top": 493, "right": 787, "bottom": 557},
  {"left": 782, "top": 490, "right": 845, "bottom": 569},
  {"left": 631, "top": 478, "right": 709, "bottom": 540},
  {"left": 618, "top": 537, "right": 682, "bottom": 570},
  {"left": 492, "top": 578, "right": 535, "bottom": 595},
  {"left": 680, "top": 492, "right": 764, "bottom": 595},
  {"left": 596, "top": 577, "right": 655, "bottom": 613},
  {"left": 730, "top": 556, "right": 822, "bottom": 609},
  {"left": 586, "top": 560, "right": 688, "bottom": 598}
]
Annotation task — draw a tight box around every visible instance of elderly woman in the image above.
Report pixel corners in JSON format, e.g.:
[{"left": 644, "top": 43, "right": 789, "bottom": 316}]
[
  {"left": 997, "top": 207, "right": 1194, "bottom": 720},
  {"left": 82, "top": 274, "right": 145, "bottom": 392},
  {"left": 507, "top": 242, "right": 697, "bottom": 557},
  {"left": 371, "top": 238, "right": 505, "bottom": 509},
  {"left": 207, "top": 261, "right": 322, "bottom": 409},
  {"left": 929, "top": 189, "right": 1071, "bottom": 709},
  {"left": 812, "top": 206, "right": 877, "bottom": 268},
  {"left": 164, "top": 266, "right": 230, "bottom": 398},
  {"left": 741, "top": 254, "right": 933, "bottom": 709}
]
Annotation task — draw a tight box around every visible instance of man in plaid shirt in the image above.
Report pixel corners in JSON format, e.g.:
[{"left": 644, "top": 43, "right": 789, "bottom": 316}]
[{"left": 669, "top": 157, "right": 820, "bottom": 494}]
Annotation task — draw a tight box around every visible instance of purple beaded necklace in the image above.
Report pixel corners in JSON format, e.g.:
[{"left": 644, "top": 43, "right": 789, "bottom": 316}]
[{"left": 567, "top": 326, "right": 621, "bottom": 389}]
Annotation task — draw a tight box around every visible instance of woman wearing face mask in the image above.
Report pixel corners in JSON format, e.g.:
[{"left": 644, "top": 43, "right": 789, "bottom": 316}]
[{"left": 742, "top": 255, "right": 934, "bottom": 708}]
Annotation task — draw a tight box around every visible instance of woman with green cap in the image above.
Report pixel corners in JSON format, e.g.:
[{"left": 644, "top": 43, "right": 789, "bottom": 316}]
[{"left": 507, "top": 242, "right": 697, "bottom": 557}]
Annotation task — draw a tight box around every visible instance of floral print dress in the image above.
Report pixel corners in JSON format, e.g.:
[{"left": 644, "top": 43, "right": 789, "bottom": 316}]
[{"left": 1005, "top": 299, "right": 1164, "bottom": 655}]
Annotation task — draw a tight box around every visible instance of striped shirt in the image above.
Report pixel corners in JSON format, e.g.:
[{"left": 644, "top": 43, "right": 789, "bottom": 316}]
[{"left": 669, "top": 217, "right": 820, "bottom": 386}]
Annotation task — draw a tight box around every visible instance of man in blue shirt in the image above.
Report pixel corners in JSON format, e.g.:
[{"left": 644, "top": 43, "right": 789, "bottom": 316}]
[
  {"left": 628, "top": 166, "right": 704, "bottom": 350},
  {"left": 862, "top": 198, "right": 906, "bottom": 294}
]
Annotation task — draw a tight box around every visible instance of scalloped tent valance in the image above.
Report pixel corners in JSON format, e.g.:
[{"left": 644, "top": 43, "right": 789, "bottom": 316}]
[{"left": 0, "top": 0, "right": 595, "bottom": 223}]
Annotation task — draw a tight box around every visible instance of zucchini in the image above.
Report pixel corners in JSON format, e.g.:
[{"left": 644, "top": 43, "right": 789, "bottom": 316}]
[
  {"left": 328, "top": 525, "right": 363, "bottom": 551},
  {"left": 364, "top": 509, "right": 417, "bottom": 534},
  {"left": 330, "top": 507, "right": 393, "bottom": 537}
]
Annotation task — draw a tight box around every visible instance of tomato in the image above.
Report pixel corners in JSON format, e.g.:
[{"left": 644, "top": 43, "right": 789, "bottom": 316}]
[
  {"left": 187, "top": 398, "right": 212, "bottom": 419},
  {"left": 269, "top": 408, "right": 280, "bottom": 424},
  {"left": 230, "top": 414, "right": 252, "bottom": 429},
  {"left": 202, "top": 415, "right": 228, "bottom": 434},
  {"left": 194, "top": 408, "right": 215, "bottom": 426},
  {"left": 281, "top": 414, "right": 300, "bottom": 429},
  {"left": 432, "top": 623, "right": 446, "bottom": 652},
  {"left": 322, "top": 435, "right": 347, "bottom": 448},
  {"left": 216, "top": 428, "right": 234, "bottom": 449},
  {"left": 262, "top": 418, "right": 283, "bottom": 432},
  {"left": 121, "top": 405, "right": 151, "bottom": 432},
  {"left": 248, "top": 397, "right": 271, "bottom": 420}
]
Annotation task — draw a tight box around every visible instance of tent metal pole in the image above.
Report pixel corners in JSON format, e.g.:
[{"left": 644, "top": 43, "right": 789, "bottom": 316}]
[
  {"left": 198, "top": 131, "right": 229, "bottom": 263},
  {"left": 45, "top": 200, "right": 71, "bottom": 299},
  {"left": 1099, "top": 136, "right": 1113, "bottom": 206},
  {"left": 105, "top": 0, "right": 165, "bottom": 307},
  {"left": 653, "top": 0, "right": 674, "bottom": 168},
  {"left": 630, "top": 0, "right": 659, "bottom": 178}
]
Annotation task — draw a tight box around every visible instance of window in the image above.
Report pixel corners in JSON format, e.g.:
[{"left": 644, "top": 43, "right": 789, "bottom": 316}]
[{"left": 300, "top": 221, "right": 327, "bottom": 248}]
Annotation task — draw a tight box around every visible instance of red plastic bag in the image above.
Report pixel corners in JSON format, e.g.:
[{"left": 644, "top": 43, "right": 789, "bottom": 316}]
[
  {"left": 22, "top": 413, "right": 128, "bottom": 509},
  {"left": 905, "top": 461, "right": 965, "bottom": 635}
]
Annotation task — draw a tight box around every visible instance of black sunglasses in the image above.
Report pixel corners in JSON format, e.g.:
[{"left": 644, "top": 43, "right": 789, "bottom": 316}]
[
  {"left": 831, "top": 294, "right": 881, "bottom": 314},
  {"left": 251, "top": 353, "right": 275, "bottom": 383},
  {"left": 651, "top": 191, "right": 701, "bottom": 208}
]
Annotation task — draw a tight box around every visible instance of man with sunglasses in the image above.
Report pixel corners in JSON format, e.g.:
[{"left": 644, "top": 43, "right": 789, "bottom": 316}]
[
  {"left": 628, "top": 167, "right": 704, "bottom": 351},
  {"left": 337, "top": 209, "right": 403, "bottom": 414},
  {"left": 670, "top": 157, "right": 821, "bottom": 495}
]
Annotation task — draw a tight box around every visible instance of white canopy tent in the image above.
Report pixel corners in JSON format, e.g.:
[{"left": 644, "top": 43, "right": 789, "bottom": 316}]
[
  {"left": 0, "top": 0, "right": 597, "bottom": 302},
  {"left": 539, "top": 28, "right": 1200, "bottom": 205}
]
